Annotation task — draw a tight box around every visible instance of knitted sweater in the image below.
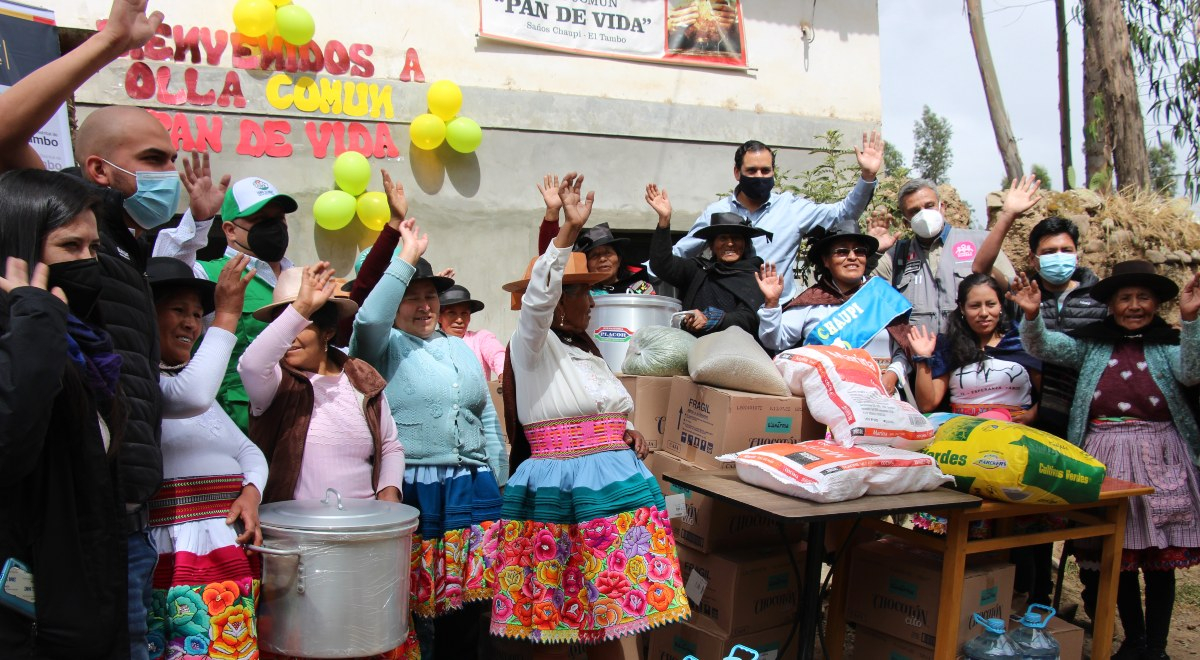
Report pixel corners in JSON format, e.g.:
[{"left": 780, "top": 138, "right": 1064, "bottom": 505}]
[
  {"left": 1020, "top": 314, "right": 1200, "bottom": 465},
  {"left": 350, "top": 258, "right": 509, "bottom": 486}
]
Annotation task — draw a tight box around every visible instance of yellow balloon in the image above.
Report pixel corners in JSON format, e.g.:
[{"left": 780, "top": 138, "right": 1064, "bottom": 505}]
[
  {"left": 332, "top": 151, "right": 371, "bottom": 196},
  {"left": 427, "top": 80, "right": 463, "bottom": 121},
  {"left": 409, "top": 114, "right": 446, "bottom": 151},
  {"left": 232, "top": 0, "right": 276, "bottom": 38},
  {"left": 276, "top": 4, "right": 315, "bottom": 46},
  {"left": 271, "top": 0, "right": 291, "bottom": 6},
  {"left": 313, "top": 190, "right": 356, "bottom": 230},
  {"left": 356, "top": 192, "right": 390, "bottom": 232}
]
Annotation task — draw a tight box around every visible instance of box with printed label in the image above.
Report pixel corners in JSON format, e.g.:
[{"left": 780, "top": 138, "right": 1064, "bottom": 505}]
[
  {"left": 663, "top": 376, "right": 825, "bottom": 470},
  {"left": 845, "top": 538, "right": 1015, "bottom": 651},
  {"left": 676, "top": 544, "right": 803, "bottom": 636},
  {"left": 647, "top": 620, "right": 797, "bottom": 660},
  {"left": 620, "top": 375, "right": 676, "bottom": 451},
  {"left": 646, "top": 451, "right": 791, "bottom": 553},
  {"left": 849, "top": 626, "right": 934, "bottom": 660}
]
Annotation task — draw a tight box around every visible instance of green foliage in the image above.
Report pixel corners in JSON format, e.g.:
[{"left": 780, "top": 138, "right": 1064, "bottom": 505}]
[
  {"left": 775, "top": 130, "right": 861, "bottom": 204},
  {"left": 1032, "top": 164, "right": 1053, "bottom": 190},
  {"left": 883, "top": 142, "right": 907, "bottom": 176},
  {"left": 912, "top": 105, "right": 953, "bottom": 184},
  {"left": 1148, "top": 140, "right": 1179, "bottom": 196}
]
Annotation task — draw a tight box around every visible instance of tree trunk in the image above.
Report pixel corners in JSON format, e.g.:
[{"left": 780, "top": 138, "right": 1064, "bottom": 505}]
[
  {"left": 1055, "top": 0, "right": 1072, "bottom": 189},
  {"left": 1083, "top": 0, "right": 1150, "bottom": 191},
  {"left": 965, "top": 0, "right": 1024, "bottom": 182},
  {"left": 1082, "top": 2, "right": 1112, "bottom": 191}
]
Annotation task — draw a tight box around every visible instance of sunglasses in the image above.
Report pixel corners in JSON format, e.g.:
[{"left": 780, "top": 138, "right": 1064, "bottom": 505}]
[{"left": 830, "top": 246, "right": 869, "bottom": 258}]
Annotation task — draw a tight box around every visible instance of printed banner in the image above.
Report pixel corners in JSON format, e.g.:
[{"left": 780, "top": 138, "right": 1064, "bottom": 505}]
[
  {"left": 0, "top": 0, "right": 74, "bottom": 170},
  {"left": 479, "top": 0, "right": 747, "bottom": 69}
]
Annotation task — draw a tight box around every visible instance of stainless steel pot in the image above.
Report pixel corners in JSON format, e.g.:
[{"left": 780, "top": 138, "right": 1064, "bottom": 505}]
[
  {"left": 588, "top": 294, "right": 683, "bottom": 372},
  {"left": 248, "top": 488, "right": 419, "bottom": 658}
]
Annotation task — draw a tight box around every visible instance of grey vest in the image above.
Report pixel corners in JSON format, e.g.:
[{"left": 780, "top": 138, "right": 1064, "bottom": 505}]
[{"left": 891, "top": 227, "right": 991, "bottom": 333}]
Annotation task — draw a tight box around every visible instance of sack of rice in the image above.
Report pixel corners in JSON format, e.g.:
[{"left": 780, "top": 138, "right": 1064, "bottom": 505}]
[{"left": 688, "top": 326, "right": 790, "bottom": 396}]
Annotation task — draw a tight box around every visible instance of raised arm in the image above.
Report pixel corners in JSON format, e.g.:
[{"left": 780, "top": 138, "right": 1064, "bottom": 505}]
[
  {"left": 349, "top": 170, "right": 407, "bottom": 306},
  {"left": 1009, "top": 272, "right": 1086, "bottom": 368},
  {"left": 537, "top": 173, "right": 563, "bottom": 254},
  {"left": 973, "top": 174, "right": 1041, "bottom": 278},
  {"left": 0, "top": 0, "right": 162, "bottom": 171},
  {"left": 754, "top": 263, "right": 801, "bottom": 350},
  {"left": 646, "top": 184, "right": 698, "bottom": 288},
  {"left": 349, "top": 217, "right": 426, "bottom": 369},
  {"left": 908, "top": 325, "right": 948, "bottom": 412},
  {"left": 1175, "top": 273, "right": 1200, "bottom": 385},
  {"left": 796, "top": 131, "right": 883, "bottom": 234}
]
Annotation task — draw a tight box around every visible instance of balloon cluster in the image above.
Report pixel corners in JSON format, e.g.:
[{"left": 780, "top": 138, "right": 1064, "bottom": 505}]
[
  {"left": 232, "top": 0, "right": 315, "bottom": 46},
  {"left": 313, "top": 152, "right": 390, "bottom": 231},
  {"left": 409, "top": 81, "right": 483, "bottom": 154}
]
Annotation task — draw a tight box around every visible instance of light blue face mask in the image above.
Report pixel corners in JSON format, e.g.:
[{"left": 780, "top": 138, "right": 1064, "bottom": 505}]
[
  {"left": 103, "top": 159, "right": 181, "bottom": 230},
  {"left": 1037, "top": 252, "right": 1078, "bottom": 285}
]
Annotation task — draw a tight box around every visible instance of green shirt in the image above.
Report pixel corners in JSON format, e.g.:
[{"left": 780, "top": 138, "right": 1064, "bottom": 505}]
[{"left": 200, "top": 256, "right": 274, "bottom": 433}]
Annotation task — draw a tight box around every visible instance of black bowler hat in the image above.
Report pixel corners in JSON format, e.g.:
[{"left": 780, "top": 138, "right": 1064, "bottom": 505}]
[
  {"left": 574, "top": 223, "right": 629, "bottom": 254},
  {"left": 1090, "top": 260, "right": 1179, "bottom": 304},
  {"left": 693, "top": 212, "right": 773, "bottom": 242},
  {"left": 411, "top": 257, "right": 455, "bottom": 293},
  {"left": 147, "top": 257, "right": 216, "bottom": 314},
  {"left": 439, "top": 284, "right": 484, "bottom": 313},
  {"left": 805, "top": 231, "right": 879, "bottom": 264}
]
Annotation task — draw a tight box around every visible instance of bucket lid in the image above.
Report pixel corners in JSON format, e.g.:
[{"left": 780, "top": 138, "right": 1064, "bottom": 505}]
[
  {"left": 591, "top": 293, "right": 682, "bottom": 310},
  {"left": 258, "top": 488, "right": 420, "bottom": 532}
]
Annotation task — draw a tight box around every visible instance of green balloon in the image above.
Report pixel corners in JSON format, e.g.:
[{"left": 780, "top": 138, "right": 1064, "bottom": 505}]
[
  {"left": 276, "top": 4, "right": 315, "bottom": 45},
  {"left": 332, "top": 151, "right": 371, "bottom": 196},
  {"left": 445, "top": 117, "right": 482, "bottom": 154},
  {"left": 313, "top": 190, "right": 356, "bottom": 230}
]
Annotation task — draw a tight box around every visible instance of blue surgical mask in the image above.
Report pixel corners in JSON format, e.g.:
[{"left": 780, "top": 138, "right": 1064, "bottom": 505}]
[
  {"left": 1037, "top": 252, "right": 1077, "bottom": 285},
  {"left": 102, "top": 159, "right": 181, "bottom": 230}
]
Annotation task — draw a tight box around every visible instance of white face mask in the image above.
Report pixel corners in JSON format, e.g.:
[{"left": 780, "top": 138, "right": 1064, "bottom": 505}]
[{"left": 910, "top": 208, "right": 945, "bottom": 239}]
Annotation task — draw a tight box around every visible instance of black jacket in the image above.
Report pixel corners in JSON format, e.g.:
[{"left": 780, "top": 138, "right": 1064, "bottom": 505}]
[
  {"left": 649, "top": 225, "right": 765, "bottom": 337},
  {"left": 91, "top": 186, "right": 163, "bottom": 508},
  {"left": 0, "top": 289, "right": 127, "bottom": 658},
  {"left": 1031, "top": 267, "right": 1106, "bottom": 439}
]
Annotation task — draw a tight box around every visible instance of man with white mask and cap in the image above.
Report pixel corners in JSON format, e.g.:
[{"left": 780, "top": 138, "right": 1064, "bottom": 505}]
[{"left": 870, "top": 177, "right": 1037, "bottom": 333}]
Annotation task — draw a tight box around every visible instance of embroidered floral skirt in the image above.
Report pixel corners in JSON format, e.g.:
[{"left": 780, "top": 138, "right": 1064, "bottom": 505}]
[
  {"left": 403, "top": 465, "right": 502, "bottom": 618},
  {"left": 486, "top": 447, "right": 691, "bottom": 644}
]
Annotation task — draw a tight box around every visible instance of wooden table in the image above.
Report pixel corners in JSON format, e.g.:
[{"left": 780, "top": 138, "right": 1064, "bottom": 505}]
[
  {"left": 824, "top": 476, "right": 1153, "bottom": 660},
  {"left": 663, "top": 471, "right": 981, "bottom": 660}
]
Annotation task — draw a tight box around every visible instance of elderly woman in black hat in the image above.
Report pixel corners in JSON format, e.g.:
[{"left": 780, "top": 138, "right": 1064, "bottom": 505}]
[
  {"left": 645, "top": 184, "right": 766, "bottom": 336},
  {"left": 145, "top": 255, "right": 270, "bottom": 659},
  {"left": 755, "top": 230, "right": 913, "bottom": 394},
  {"left": 439, "top": 284, "right": 506, "bottom": 381},
  {"left": 1011, "top": 261, "right": 1200, "bottom": 660}
]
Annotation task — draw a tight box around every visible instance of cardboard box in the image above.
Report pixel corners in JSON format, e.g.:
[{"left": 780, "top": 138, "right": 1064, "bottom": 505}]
[
  {"left": 646, "top": 451, "right": 789, "bottom": 553},
  {"left": 850, "top": 626, "right": 934, "bottom": 660},
  {"left": 647, "top": 620, "right": 797, "bottom": 660},
  {"left": 845, "top": 539, "right": 1015, "bottom": 651},
  {"left": 662, "top": 376, "right": 824, "bottom": 470},
  {"left": 1007, "top": 612, "right": 1083, "bottom": 660},
  {"left": 620, "top": 375, "right": 676, "bottom": 450},
  {"left": 676, "top": 544, "right": 802, "bottom": 636}
]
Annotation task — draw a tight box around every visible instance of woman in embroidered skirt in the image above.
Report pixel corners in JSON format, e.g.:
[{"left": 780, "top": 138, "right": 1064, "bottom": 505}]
[
  {"left": 350, "top": 175, "right": 507, "bottom": 660},
  {"left": 489, "top": 173, "right": 690, "bottom": 658},
  {"left": 1012, "top": 262, "right": 1200, "bottom": 660},
  {"left": 145, "top": 254, "right": 269, "bottom": 660}
]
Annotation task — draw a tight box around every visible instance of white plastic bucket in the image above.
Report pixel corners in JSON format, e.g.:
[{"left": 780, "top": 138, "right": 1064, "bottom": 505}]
[{"left": 588, "top": 294, "right": 682, "bottom": 372}]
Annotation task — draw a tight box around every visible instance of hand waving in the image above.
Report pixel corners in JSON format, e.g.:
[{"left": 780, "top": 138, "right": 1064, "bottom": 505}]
[
  {"left": 1001, "top": 174, "right": 1043, "bottom": 218},
  {"left": 755, "top": 262, "right": 785, "bottom": 308},
  {"left": 1179, "top": 272, "right": 1200, "bottom": 322},
  {"left": 396, "top": 218, "right": 429, "bottom": 266},
  {"left": 559, "top": 172, "right": 594, "bottom": 230},
  {"left": 907, "top": 325, "right": 937, "bottom": 358},
  {"left": 854, "top": 131, "right": 885, "bottom": 181},
  {"left": 101, "top": 0, "right": 164, "bottom": 53},
  {"left": 866, "top": 213, "right": 901, "bottom": 253},
  {"left": 645, "top": 184, "right": 672, "bottom": 224},
  {"left": 213, "top": 253, "right": 255, "bottom": 331},
  {"left": 538, "top": 174, "right": 563, "bottom": 215},
  {"left": 1005, "top": 271, "right": 1043, "bottom": 320},
  {"left": 291, "top": 262, "right": 337, "bottom": 319},
  {"left": 382, "top": 170, "right": 408, "bottom": 229},
  {"left": 180, "top": 152, "right": 230, "bottom": 221}
]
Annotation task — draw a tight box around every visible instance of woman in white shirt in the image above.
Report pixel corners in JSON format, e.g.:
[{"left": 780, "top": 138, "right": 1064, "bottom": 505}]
[{"left": 489, "top": 174, "right": 690, "bottom": 658}]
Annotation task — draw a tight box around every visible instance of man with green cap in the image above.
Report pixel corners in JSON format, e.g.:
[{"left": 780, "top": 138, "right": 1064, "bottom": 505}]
[{"left": 154, "top": 176, "right": 299, "bottom": 432}]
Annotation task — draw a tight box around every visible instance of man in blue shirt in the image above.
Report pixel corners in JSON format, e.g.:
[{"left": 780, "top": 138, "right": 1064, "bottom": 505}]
[{"left": 671, "top": 133, "right": 883, "bottom": 303}]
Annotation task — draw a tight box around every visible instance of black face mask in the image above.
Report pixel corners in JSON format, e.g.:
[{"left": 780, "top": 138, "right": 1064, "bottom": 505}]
[
  {"left": 235, "top": 219, "right": 289, "bottom": 263},
  {"left": 48, "top": 258, "right": 103, "bottom": 318},
  {"left": 736, "top": 175, "right": 774, "bottom": 203}
]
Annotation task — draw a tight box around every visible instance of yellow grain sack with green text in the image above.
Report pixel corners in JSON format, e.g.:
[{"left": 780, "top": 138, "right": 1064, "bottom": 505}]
[{"left": 921, "top": 415, "right": 1106, "bottom": 504}]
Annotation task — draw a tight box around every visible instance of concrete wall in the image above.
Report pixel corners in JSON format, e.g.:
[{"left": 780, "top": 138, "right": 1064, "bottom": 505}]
[{"left": 52, "top": 0, "right": 881, "bottom": 340}]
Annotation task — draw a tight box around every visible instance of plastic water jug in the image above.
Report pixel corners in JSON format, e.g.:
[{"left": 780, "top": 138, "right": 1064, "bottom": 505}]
[
  {"left": 962, "top": 614, "right": 1019, "bottom": 659},
  {"left": 1009, "top": 604, "right": 1060, "bottom": 659}
]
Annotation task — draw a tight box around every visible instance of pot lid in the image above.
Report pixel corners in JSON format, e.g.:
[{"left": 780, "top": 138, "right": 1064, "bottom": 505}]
[{"left": 258, "top": 488, "right": 420, "bottom": 532}]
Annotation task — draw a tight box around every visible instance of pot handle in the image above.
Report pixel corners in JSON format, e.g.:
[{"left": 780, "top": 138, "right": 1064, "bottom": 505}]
[
  {"left": 321, "top": 487, "right": 345, "bottom": 510},
  {"left": 243, "top": 543, "right": 307, "bottom": 595},
  {"left": 670, "top": 311, "right": 692, "bottom": 329}
]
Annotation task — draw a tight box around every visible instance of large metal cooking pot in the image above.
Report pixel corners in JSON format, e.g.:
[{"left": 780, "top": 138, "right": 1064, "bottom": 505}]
[
  {"left": 588, "top": 294, "right": 682, "bottom": 372},
  {"left": 248, "top": 489, "right": 419, "bottom": 658}
]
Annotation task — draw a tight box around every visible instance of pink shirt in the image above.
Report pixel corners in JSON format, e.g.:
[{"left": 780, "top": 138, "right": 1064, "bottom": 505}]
[
  {"left": 238, "top": 305, "right": 404, "bottom": 500},
  {"left": 461, "top": 329, "right": 506, "bottom": 381}
]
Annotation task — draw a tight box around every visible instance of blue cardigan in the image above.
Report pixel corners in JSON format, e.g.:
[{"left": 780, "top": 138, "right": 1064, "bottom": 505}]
[
  {"left": 1020, "top": 314, "right": 1200, "bottom": 467},
  {"left": 350, "top": 259, "right": 508, "bottom": 485}
]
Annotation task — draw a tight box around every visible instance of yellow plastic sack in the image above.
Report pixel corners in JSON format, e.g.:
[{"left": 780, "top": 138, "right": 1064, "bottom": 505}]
[{"left": 921, "top": 415, "right": 1106, "bottom": 504}]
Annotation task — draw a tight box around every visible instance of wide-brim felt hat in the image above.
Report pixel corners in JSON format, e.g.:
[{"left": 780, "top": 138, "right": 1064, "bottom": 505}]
[
  {"left": 573, "top": 222, "right": 629, "bottom": 253},
  {"left": 439, "top": 284, "right": 485, "bottom": 313},
  {"left": 502, "top": 252, "right": 608, "bottom": 310},
  {"left": 252, "top": 267, "right": 360, "bottom": 322},
  {"left": 805, "top": 231, "right": 880, "bottom": 264},
  {"left": 410, "top": 257, "right": 455, "bottom": 293},
  {"left": 147, "top": 257, "right": 216, "bottom": 314},
  {"left": 693, "top": 212, "right": 773, "bottom": 241},
  {"left": 1090, "top": 260, "right": 1179, "bottom": 304}
]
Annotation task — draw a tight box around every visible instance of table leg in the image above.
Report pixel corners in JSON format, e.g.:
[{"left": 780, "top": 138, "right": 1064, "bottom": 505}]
[
  {"left": 824, "top": 520, "right": 856, "bottom": 660},
  {"left": 1091, "top": 499, "right": 1129, "bottom": 659},
  {"left": 934, "top": 510, "right": 968, "bottom": 660},
  {"left": 798, "top": 520, "right": 826, "bottom": 660}
]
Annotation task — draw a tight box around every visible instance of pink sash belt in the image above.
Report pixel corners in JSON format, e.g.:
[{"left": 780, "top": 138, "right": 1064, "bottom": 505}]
[{"left": 524, "top": 413, "right": 629, "bottom": 459}]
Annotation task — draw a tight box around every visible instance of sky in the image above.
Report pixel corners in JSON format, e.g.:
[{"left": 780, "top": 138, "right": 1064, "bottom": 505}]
[{"left": 877, "top": 0, "right": 1184, "bottom": 225}]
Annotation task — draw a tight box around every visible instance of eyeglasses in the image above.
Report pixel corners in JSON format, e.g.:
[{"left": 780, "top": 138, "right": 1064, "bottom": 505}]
[{"left": 830, "top": 247, "right": 869, "bottom": 258}]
